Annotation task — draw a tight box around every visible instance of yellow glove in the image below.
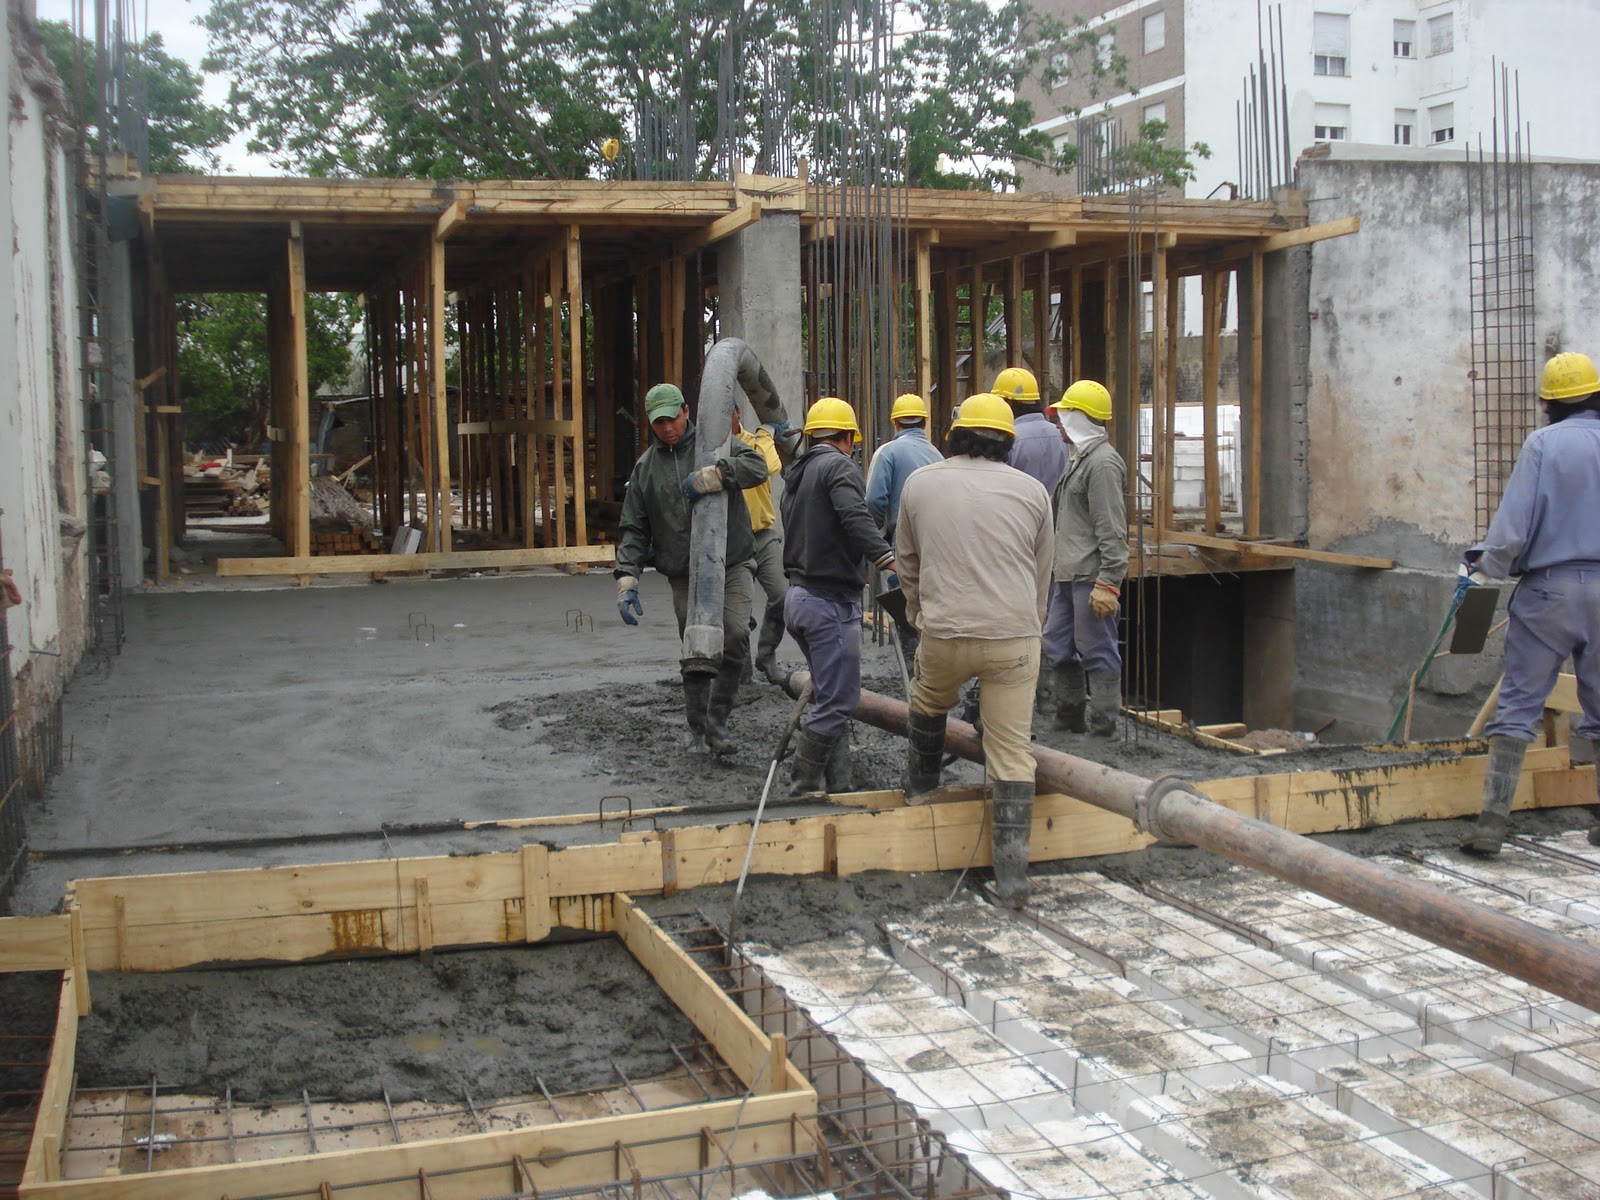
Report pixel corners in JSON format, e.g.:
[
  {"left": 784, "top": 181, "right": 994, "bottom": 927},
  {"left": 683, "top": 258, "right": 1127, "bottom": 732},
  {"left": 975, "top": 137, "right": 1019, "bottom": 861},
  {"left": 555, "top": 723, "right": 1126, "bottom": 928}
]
[{"left": 1088, "top": 581, "right": 1120, "bottom": 619}]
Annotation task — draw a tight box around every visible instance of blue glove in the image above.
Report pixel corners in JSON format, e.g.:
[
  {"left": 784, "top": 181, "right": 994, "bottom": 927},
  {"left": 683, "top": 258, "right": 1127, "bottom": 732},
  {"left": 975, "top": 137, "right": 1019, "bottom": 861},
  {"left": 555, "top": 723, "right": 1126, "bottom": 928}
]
[
  {"left": 682, "top": 464, "right": 724, "bottom": 500},
  {"left": 616, "top": 574, "right": 643, "bottom": 625}
]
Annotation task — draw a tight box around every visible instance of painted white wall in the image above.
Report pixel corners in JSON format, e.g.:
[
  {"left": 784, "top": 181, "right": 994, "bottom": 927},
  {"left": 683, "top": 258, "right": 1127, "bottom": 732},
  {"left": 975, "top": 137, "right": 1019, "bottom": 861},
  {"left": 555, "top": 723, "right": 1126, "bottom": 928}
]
[{"left": 2, "top": 12, "right": 87, "bottom": 697}]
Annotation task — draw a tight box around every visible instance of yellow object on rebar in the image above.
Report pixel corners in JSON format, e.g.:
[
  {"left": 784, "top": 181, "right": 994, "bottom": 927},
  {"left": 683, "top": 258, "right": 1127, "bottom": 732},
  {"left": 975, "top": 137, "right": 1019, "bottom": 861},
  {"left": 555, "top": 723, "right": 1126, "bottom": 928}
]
[{"left": 602, "top": 138, "right": 620, "bottom": 162}]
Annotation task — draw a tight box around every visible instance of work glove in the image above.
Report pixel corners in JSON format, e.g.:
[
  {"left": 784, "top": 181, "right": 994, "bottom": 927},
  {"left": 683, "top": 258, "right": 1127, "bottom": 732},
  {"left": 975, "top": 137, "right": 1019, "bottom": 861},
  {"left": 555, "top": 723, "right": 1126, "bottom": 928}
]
[
  {"left": 616, "top": 574, "right": 643, "bottom": 625},
  {"left": 682, "top": 465, "right": 724, "bottom": 500},
  {"left": 1455, "top": 560, "right": 1490, "bottom": 602},
  {"left": 1089, "top": 581, "right": 1120, "bottom": 619}
]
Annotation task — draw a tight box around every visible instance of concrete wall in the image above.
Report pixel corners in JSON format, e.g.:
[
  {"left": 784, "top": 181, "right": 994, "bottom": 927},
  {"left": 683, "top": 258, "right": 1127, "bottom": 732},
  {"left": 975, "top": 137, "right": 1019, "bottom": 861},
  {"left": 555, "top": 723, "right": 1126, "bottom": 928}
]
[
  {"left": 1, "top": 4, "right": 89, "bottom": 738},
  {"left": 1293, "top": 149, "right": 1600, "bottom": 740}
]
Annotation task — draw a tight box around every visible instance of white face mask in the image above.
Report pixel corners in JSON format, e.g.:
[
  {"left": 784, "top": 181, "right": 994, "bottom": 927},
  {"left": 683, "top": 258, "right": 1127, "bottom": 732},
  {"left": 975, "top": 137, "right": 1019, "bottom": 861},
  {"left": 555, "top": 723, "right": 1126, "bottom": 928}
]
[{"left": 1060, "top": 409, "right": 1107, "bottom": 455}]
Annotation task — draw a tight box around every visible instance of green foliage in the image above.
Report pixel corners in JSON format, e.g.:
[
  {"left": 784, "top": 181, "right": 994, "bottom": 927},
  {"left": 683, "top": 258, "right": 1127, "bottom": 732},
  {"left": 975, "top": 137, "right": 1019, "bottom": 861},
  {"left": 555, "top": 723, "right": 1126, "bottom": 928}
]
[
  {"left": 179, "top": 293, "right": 360, "bottom": 447},
  {"left": 1107, "top": 119, "right": 1212, "bottom": 191},
  {"left": 38, "top": 21, "right": 231, "bottom": 172}
]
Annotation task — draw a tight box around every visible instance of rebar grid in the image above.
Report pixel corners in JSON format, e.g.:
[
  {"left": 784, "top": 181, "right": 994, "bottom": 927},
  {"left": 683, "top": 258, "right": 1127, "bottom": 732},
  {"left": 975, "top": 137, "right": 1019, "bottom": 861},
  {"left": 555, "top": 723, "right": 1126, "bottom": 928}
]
[{"left": 1467, "top": 61, "right": 1536, "bottom": 538}]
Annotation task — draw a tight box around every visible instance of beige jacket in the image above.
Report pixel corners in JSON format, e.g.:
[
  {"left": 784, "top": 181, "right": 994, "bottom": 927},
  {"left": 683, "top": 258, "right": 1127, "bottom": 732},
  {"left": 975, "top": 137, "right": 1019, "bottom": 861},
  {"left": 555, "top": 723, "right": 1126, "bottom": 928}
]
[{"left": 895, "top": 457, "right": 1054, "bottom": 640}]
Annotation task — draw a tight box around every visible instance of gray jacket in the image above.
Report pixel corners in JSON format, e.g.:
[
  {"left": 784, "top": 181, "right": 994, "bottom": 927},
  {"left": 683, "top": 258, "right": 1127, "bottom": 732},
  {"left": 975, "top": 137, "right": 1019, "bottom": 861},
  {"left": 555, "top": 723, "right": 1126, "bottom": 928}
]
[{"left": 1052, "top": 440, "right": 1128, "bottom": 587}]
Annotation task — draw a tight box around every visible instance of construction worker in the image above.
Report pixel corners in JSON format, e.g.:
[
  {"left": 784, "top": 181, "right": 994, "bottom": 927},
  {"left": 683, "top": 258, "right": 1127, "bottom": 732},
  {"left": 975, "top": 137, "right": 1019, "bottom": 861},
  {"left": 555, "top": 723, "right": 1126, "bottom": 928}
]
[
  {"left": 896, "top": 393, "right": 1054, "bottom": 908},
  {"left": 615, "top": 383, "right": 770, "bottom": 754},
  {"left": 1460, "top": 351, "right": 1600, "bottom": 855},
  {"left": 780, "top": 397, "right": 896, "bottom": 796},
  {"left": 865, "top": 393, "right": 943, "bottom": 541},
  {"left": 730, "top": 405, "right": 787, "bottom": 683},
  {"left": 993, "top": 367, "right": 1068, "bottom": 493},
  {"left": 1043, "top": 379, "right": 1128, "bottom": 736}
]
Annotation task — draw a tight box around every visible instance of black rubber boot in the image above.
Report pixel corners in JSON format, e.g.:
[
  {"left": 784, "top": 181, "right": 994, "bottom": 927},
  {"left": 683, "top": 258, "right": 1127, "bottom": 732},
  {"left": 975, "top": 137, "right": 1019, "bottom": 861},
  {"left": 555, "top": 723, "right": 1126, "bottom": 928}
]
[
  {"left": 704, "top": 661, "right": 742, "bottom": 756},
  {"left": 825, "top": 732, "right": 852, "bottom": 793},
  {"left": 682, "top": 675, "right": 712, "bottom": 750},
  {"left": 1573, "top": 735, "right": 1600, "bottom": 846},
  {"left": 1462, "top": 735, "right": 1527, "bottom": 856},
  {"left": 1087, "top": 670, "right": 1121, "bottom": 738},
  {"left": 990, "top": 781, "right": 1035, "bottom": 909},
  {"left": 905, "top": 708, "right": 947, "bottom": 800},
  {"left": 786, "top": 727, "right": 838, "bottom": 798},
  {"left": 1052, "top": 662, "right": 1087, "bottom": 733}
]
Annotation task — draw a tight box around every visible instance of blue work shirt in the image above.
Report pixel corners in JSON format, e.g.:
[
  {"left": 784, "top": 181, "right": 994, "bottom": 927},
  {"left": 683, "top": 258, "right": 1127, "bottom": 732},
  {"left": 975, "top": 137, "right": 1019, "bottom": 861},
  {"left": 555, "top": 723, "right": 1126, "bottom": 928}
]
[
  {"left": 1008, "top": 411, "right": 1069, "bottom": 493},
  {"left": 865, "top": 428, "right": 943, "bottom": 535},
  {"left": 1474, "top": 409, "right": 1600, "bottom": 577}
]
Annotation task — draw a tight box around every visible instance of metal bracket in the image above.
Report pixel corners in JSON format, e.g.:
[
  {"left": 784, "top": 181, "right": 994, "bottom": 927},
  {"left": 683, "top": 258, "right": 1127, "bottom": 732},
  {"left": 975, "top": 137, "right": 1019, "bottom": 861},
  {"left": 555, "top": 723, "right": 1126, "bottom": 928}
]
[{"left": 1134, "top": 773, "right": 1194, "bottom": 838}]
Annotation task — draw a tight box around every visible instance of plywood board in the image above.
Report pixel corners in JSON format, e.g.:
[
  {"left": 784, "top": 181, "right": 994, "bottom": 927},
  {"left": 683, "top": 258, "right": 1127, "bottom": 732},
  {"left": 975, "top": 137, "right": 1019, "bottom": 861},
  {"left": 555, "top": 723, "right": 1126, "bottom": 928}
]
[{"left": 0, "top": 915, "right": 74, "bottom": 973}]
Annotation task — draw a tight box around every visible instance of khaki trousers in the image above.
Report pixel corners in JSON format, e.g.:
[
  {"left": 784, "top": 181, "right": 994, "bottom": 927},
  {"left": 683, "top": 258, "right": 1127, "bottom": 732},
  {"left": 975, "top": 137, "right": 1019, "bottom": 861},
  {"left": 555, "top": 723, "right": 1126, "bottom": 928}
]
[{"left": 910, "top": 634, "right": 1040, "bottom": 782}]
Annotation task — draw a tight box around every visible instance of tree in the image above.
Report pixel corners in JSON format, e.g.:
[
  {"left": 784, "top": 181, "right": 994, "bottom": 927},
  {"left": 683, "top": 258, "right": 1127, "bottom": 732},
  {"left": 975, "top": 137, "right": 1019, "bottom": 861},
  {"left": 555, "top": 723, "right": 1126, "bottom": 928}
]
[
  {"left": 199, "top": 0, "right": 1125, "bottom": 189},
  {"left": 38, "top": 21, "right": 232, "bottom": 172},
  {"left": 179, "top": 294, "right": 360, "bottom": 448}
]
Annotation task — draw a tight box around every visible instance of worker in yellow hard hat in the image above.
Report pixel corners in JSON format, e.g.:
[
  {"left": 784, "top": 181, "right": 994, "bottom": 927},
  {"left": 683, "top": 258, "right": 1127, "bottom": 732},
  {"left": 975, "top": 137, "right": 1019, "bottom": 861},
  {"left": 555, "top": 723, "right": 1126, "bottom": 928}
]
[
  {"left": 895, "top": 391, "right": 1054, "bottom": 906},
  {"left": 1461, "top": 351, "right": 1600, "bottom": 855},
  {"left": 993, "top": 367, "right": 1067, "bottom": 495},
  {"left": 778, "top": 397, "right": 896, "bottom": 797},
  {"left": 865, "top": 392, "right": 944, "bottom": 665},
  {"left": 1042, "top": 379, "right": 1127, "bottom": 737}
]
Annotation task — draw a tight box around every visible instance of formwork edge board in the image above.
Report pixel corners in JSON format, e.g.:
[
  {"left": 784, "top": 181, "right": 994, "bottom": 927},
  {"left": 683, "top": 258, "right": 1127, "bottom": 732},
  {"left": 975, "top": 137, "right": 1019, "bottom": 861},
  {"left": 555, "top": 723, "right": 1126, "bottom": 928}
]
[
  {"left": 22, "top": 971, "right": 78, "bottom": 1187},
  {"left": 0, "top": 915, "right": 75, "bottom": 973},
  {"left": 611, "top": 894, "right": 811, "bottom": 1095},
  {"left": 215, "top": 545, "right": 615, "bottom": 577},
  {"left": 19, "top": 1091, "right": 813, "bottom": 1200}
]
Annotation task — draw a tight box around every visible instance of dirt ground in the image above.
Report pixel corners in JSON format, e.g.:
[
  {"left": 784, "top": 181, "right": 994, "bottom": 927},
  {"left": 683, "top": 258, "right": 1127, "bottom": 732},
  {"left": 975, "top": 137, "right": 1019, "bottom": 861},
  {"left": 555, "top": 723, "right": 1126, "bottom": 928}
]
[{"left": 74, "top": 939, "right": 696, "bottom": 1103}]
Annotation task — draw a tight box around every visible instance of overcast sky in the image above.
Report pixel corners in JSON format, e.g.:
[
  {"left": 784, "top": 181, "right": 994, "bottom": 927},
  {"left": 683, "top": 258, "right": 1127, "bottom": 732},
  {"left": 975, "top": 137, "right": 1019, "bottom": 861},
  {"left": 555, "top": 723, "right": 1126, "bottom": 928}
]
[{"left": 35, "top": 0, "right": 280, "bottom": 173}]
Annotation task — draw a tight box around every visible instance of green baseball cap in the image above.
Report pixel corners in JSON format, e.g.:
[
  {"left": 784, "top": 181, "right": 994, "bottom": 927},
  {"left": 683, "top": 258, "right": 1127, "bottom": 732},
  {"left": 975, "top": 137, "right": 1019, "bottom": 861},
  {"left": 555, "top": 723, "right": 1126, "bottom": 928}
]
[{"left": 645, "top": 383, "right": 686, "bottom": 422}]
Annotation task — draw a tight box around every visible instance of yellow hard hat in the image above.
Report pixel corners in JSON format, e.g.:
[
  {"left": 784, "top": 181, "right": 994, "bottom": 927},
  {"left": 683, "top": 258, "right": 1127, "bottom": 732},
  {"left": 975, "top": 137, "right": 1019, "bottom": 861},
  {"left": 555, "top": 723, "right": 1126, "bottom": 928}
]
[
  {"left": 950, "top": 392, "right": 1015, "bottom": 436},
  {"left": 992, "top": 366, "right": 1040, "bottom": 403},
  {"left": 1053, "top": 379, "right": 1113, "bottom": 422},
  {"left": 803, "top": 396, "right": 862, "bottom": 443},
  {"left": 890, "top": 393, "right": 928, "bottom": 422},
  {"left": 601, "top": 137, "right": 621, "bottom": 162},
  {"left": 1539, "top": 352, "right": 1600, "bottom": 402}
]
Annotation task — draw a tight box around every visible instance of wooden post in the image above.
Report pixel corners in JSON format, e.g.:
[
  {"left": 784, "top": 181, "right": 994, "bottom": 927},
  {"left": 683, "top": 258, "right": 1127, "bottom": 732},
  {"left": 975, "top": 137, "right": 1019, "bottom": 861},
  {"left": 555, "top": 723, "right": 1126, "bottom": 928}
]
[
  {"left": 1247, "top": 249, "right": 1265, "bottom": 537},
  {"left": 1102, "top": 260, "right": 1117, "bottom": 420},
  {"left": 1202, "top": 268, "right": 1223, "bottom": 532},
  {"left": 285, "top": 225, "right": 312, "bottom": 560},
  {"left": 937, "top": 270, "right": 957, "bottom": 436},
  {"left": 1150, "top": 242, "right": 1166, "bottom": 529},
  {"left": 1163, "top": 263, "right": 1180, "bottom": 529},
  {"left": 1069, "top": 264, "right": 1083, "bottom": 382},
  {"left": 549, "top": 249, "right": 568, "bottom": 548},
  {"left": 1033, "top": 252, "right": 1050, "bottom": 402},
  {"left": 566, "top": 225, "right": 588, "bottom": 547},
  {"left": 522, "top": 267, "right": 539, "bottom": 547},
  {"left": 968, "top": 264, "right": 984, "bottom": 394},
  {"left": 914, "top": 233, "right": 933, "bottom": 403},
  {"left": 429, "top": 236, "right": 453, "bottom": 551},
  {"left": 1005, "top": 255, "right": 1023, "bottom": 364}
]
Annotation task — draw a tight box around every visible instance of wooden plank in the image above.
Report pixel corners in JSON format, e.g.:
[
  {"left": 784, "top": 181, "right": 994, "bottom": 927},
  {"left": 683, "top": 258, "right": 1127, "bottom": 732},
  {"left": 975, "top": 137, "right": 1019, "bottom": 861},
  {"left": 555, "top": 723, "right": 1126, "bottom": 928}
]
[
  {"left": 215, "top": 544, "right": 615, "bottom": 576},
  {"left": 1547, "top": 672, "right": 1582, "bottom": 714},
  {"left": 1201, "top": 267, "right": 1222, "bottom": 531},
  {"left": 1161, "top": 530, "right": 1394, "bottom": 569},
  {"left": 914, "top": 233, "right": 933, "bottom": 402},
  {"left": 415, "top": 876, "right": 434, "bottom": 957},
  {"left": 23, "top": 1091, "right": 812, "bottom": 1200},
  {"left": 0, "top": 914, "right": 73, "bottom": 972},
  {"left": 428, "top": 235, "right": 454, "bottom": 551},
  {"left": 1247, "top": 248, "right": 1263, "bottom": 537},
  {"left": 520, "top": 845, "right": 550, "bottom": 943},
  {"left": 546, "top": 842, "right": 663, "bottom": 898},
  {"left": 612, "top": 895, "right": 808, "bottom": 1094},
  {"left": 565, "top": 225, "right": 587, "bottom": 547},
  {"left": 1151, "top": 240, "right": 1167, "bottom": 527},
  {"left": 1215, "top": 215, "right": 1361, "bottom": 261},
  {"left": 285, "top": 229, "right": 312, "bottom": 558},
  {"left": 22, "top": 973, "right": 76, "bottom": 1186},
  {"left": 69, "top": 905, "right": 90, "bottom": 1014}
]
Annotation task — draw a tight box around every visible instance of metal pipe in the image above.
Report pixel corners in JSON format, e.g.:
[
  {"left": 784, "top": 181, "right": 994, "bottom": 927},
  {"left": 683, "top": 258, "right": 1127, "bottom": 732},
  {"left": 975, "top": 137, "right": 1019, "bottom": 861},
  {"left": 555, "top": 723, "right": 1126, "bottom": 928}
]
[
  {"left": 684, "top": 338, "right": 791, "bottom": 673},
  {"left": 810, "top": 677, "right": 1600, "bottom": 1013}
]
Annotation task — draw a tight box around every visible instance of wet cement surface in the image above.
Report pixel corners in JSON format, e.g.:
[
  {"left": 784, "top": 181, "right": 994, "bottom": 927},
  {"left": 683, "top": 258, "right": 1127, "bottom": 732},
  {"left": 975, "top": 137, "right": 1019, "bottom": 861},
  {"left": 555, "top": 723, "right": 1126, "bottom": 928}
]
[{"left": 75, "top": 940, "right": 695, "bottom": 1103}]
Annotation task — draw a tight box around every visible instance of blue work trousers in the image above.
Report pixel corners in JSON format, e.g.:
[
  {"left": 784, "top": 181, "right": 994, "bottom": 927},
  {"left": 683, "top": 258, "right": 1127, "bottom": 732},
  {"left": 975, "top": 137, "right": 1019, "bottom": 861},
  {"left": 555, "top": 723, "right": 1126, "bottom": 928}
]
[
  {"left": 1041, "top": 580, "right": 1121, "bottom": 675},
  {"left": 1486, "top": 564, "right": 1600, "bottom": 743},
  {"left": 784, "top": 584, "right": 862, "bottom": 737}
]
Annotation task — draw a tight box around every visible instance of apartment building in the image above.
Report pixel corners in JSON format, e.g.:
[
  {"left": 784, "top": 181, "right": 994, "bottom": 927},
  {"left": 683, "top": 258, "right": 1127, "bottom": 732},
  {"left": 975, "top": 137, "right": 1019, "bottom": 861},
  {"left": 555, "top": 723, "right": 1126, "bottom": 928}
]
[{"left": 1021, "top": 0, "right": 1600, "bottom": 199}]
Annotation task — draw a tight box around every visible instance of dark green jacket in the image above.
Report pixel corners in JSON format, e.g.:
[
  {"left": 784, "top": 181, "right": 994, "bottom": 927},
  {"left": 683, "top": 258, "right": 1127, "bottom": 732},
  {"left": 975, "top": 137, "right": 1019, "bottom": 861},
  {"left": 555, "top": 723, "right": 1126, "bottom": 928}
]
[{"left": 615, "top": 420, "right": 768, "bottom": 580}]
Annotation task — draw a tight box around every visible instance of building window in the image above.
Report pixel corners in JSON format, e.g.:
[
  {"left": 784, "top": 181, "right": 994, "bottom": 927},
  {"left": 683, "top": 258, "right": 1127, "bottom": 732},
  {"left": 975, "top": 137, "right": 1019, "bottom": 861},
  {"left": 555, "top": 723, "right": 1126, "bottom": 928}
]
[
  {"left": 1313, "top": 102, "right": 1350, "bottom": 142},
  {"left": 1394, "top": 109, "right": 1415, "bottom": 145},
  {"left": 1096, "top": 32, "right": 1116, "bottom": 70},
  {"left": 1143, "top": 100, "right": 1167, "bottom": 129},
  {"left": 1430, "top": 102, "right": 1455, "bottom": 143},
  {"left": 1143, "top": 10, "right": 1166, "bottom": 54},
  {"left": 1393, "top": 19, "right": 1415, "bottom": 57},
  {"left": 1314, "top": 12, "right": 1350, "bottom": 76},
  {"left": 1428, "top": 12, "right": 1454, "bottom": 56}
]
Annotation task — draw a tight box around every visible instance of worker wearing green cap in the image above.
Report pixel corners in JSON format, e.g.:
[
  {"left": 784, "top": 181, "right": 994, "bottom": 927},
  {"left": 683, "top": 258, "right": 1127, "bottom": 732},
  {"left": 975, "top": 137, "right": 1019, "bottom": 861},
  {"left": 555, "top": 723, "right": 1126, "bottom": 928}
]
[{"left": 615, "top": 383, "right": 770, "bottom": 754}]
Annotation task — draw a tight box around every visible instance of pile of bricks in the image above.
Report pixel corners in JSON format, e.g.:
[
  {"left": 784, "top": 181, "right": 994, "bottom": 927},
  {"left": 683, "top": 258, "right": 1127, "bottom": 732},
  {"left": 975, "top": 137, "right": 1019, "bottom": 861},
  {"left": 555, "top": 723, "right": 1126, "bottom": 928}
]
[{"left": 310, "top": 524, "right": 384, "bottom": 556}]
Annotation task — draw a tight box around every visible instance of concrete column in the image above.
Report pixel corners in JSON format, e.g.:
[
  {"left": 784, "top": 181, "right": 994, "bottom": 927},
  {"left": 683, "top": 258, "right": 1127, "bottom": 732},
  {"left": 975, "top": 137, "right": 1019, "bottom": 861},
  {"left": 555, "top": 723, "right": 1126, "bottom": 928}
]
[
  {"left": 104, "top": 242, "right": 144, "bottom": 587},
  {"left": 715, "top": 213, "right": 803, "bottom": 427},
  {"left": 1237, "top": 243, "right": 1311, "bottom": 543}
]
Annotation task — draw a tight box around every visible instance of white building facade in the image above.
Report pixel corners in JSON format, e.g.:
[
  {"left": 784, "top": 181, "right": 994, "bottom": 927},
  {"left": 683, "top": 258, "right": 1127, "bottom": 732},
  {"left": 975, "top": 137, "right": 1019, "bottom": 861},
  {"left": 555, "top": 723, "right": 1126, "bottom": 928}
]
[{"left": 1024, "top": 0, "right": 1600, "bottom": 202}]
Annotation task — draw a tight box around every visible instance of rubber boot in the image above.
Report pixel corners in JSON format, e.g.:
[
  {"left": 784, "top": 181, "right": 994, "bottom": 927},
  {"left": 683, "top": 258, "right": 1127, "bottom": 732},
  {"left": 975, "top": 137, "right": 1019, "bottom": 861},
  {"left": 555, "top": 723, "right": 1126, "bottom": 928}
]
[
  {"left": 682, "top": 675, "right": 712, "bottom": 750},
  {"left": 825, "top": 732, "right": 852, "bottom": 794},
  {"left": 1461, "top": 735, "right": 1527, "bottom": 856},
  {"left": 786, "top": 727, "right": 838, "bottom": 798},
  {"left": 904, "top": 708, "right": 946, "bottom": 800},
  {"left": 1052, "top": 662, "right": 1087, "bottom": 733},
  {"left": 1574, "top": 734, "right": 1600, "bottom": 846},
  {"left": 1086, "top": 670, "right": 1121, "bottom": 738},
  {"left": 703, "top": 660, "right": 742, "bottom": 756},
  {"left": 990, "top": 781, "right": 1035, "bottom": 910},
  {"left": 755, "top": 651, "right": 780, "bottom": 685}
]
